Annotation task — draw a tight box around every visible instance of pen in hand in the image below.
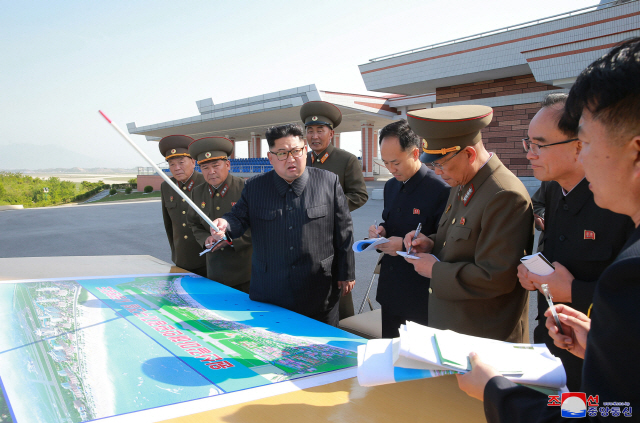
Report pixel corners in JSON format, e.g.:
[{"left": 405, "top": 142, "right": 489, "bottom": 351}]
[
  {"left": 374, "top": 220, "right": 380, "bottom": 238},
  {"left": 406, "top": 222, "right": 422, "bottom": 256}
]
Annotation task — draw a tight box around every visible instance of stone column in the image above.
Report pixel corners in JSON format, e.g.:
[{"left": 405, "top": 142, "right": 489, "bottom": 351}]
[
  {"left": 250, "top": 132, "right": 261, "bottom": 158},
  {"left": 225, "top": 135, "right": 236, "bottom": 159},
  {"left": 373, "top": 130, "right": 379, "bottom": 159},
  {"left": 332, "top": 133, "right": 341, "bottom": 149},
  {"left": 361, "top": 121, "right": 375, "bottom": 181}
]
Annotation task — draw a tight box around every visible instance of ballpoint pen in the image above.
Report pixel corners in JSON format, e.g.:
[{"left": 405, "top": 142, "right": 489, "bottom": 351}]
[
  {"left": 406, "top": 223, "right": 422, "bottom": 256},
  {"left": 542, "top": 283, "right": 564, "bottom": 335}
]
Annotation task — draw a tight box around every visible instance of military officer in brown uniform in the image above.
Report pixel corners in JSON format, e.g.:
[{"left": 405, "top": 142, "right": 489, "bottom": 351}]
[
  {"left": 159, "top": 135, "right": 207, "bottom": 277},
  {"left": 187, "top": 137, "right": 252, "bottom": 293},
  {"left": 404, "top": 105, "right": 533, "bottom": 343},
  {"left": 301, "top": 100, "right": 367, "bottom": 319}
]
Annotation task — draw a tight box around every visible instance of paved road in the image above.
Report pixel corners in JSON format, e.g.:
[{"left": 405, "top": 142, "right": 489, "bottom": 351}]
[{"left": 0, "top": 183, "right": 538, "bottom": 340}]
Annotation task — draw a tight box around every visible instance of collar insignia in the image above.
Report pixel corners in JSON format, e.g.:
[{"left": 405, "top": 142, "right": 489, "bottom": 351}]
[
  {"left": 231, "top": 202, "right": 236, "bottom": 206},
  {"left": 186, "top": 180, "right": 195, "bottom": 192},
  {"left": 462, "top": 184, "right": 475, "bottom": 206},
  {"left": 220, "top": 184, "right": 229, "bottom": 198},
  {"left": 320, "top": 152, "right": 329, "bottom": 164}
]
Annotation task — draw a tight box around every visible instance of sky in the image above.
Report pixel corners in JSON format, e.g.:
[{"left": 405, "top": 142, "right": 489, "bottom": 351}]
[{"left": 0, "top": 0, "right": 590, "bottom": 170}]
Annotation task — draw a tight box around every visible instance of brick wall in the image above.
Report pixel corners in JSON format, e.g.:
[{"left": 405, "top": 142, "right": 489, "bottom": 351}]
[
  {"left": 482, "top": 102, "right": 541, "bottom": 177},
  {"left": 436, "top": 74, "right": 560, "bottom": 104}
]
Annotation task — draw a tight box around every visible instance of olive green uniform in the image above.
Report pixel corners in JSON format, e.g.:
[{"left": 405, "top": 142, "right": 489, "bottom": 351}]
[
  {"left": 187, "top": 174, "right": 252, "bottom": 291},
  {"left": 307, "top": 144, "right": 368, "bottom": 212},
  {"left": 428, "top": 155, "right": 533, "bottom": 343},
  {"left": 161, "top": 171, "right": 207, "bottom": 275}
]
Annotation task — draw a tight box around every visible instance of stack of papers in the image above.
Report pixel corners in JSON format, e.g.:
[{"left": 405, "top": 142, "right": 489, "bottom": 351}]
[
  {"left": 352, "top": 237, "right": 389, "bottom": 253},
  {"left": 357, "top": 321, "right": 566, "bottom": 390}
]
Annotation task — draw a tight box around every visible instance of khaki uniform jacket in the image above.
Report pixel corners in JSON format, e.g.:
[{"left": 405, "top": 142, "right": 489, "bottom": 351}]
[
  {"left": 187, "top": 174, "right": 252, "bottom": 287},
  {"left": 429, "top": 155, "right": 533, "bottom": 343},
  {"left": 307, "top": 144, "right": 368, "bottom": 211},
  {"left": 161, "top": 171, "right": 206, "bottom": 271}
]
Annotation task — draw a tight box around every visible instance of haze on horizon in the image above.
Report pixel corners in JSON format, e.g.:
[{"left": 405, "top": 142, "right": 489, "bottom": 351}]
[{"left": 2, "top": 0, "right": 586, "bottom": 170}]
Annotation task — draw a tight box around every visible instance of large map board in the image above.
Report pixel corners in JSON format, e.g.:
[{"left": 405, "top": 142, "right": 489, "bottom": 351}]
[{"left": 0, "top": 274, "right": 364, "bottom": 422}]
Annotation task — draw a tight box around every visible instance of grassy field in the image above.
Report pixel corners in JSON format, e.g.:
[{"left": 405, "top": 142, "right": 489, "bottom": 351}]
[{"left": 93, "top": 191, "right": 161, "bottom": 203}]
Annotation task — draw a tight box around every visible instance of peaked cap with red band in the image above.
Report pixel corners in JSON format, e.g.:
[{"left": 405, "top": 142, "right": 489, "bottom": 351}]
[
  {"left": 407, "top": 105, "right": 493, "bottom": 163},
  {"left": 188, "top": 137, "right": 234, "bottom": 165},
  {"left": 159, "top": 135, "right": 195, "bottom": 161},
  {"left": 300, "top": 101, "right": 342, "bottom": 129}
]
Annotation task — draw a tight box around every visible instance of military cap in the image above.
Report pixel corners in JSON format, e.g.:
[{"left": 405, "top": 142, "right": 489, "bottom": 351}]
[
  {"left": 300, "top": 101, "right": 342, "bottom": 129},
  {"left": 188, "top": 137, "right": 234, "bottom": 164},
  {"left": 159, "top": 135, "right": 195, "bottom": 161},
  {"left": 407, "top": 105, "right": 493, "bottom": 163}
]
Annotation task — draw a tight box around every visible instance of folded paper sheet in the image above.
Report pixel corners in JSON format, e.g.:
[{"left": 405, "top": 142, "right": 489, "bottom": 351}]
[{"left": 352, "top": 237, "right": 389, "bottom": 253}]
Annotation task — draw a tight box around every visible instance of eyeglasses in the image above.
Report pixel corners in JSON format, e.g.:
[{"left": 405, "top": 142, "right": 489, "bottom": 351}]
[
  {"left": 269, "top": 147, "right": 306, "bottom": 161},
  {"left": 427, "top": 149, "right": 462, "bottom": 171},
  {"left": 522, "top": 137, "right": 579, "bottom": 155}
]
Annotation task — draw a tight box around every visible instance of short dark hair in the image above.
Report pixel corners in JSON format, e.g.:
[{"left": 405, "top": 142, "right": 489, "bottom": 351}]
[
  {"left": 265, "top": 124, "right": 304, "bottom": 148},
  {"left": 559, "top": 37, "right": 640, "bottom": 143},
  {"left": 379, "top": 119, "right": 420, "bottom": 151},
  {"left": 540, "top": 93, "right": 576, "bottom": 137}
]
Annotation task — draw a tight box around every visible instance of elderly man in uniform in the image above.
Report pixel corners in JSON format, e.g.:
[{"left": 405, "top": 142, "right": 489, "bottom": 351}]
[
  {"left": 368, "top": 119, "right": 450, "bottom": 338},
  {"left": 517, "top": 93, "right": 634, "bottom": 391},
  {"left": 159, "top": 135, "right": 206, "bottom": 277},
  {"left": 209, "top": 123, "right": 355, "bottom": 327},
  {"left": 301, "top": 100, "right": 367, "bottom": 319},
  {"left": 186, "top": 137, "right": 252, "bottom": 293},
  {"left": 404, "top": 105, "right": 533, "bottom": 343}
]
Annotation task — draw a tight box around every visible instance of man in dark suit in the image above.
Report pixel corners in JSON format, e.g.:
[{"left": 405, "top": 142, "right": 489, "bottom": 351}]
[
  {"left": 187, "top": 137, "right": 252, "bottom": 293},
  {"left": 517, "top": 93, "right": 634, "bottom": 391},
  {"left": 368, "top": 119, "right": 450, "bottom": 338},
  {"left": 209, "top": 123, "right": 355, "bottom": 327},
  {"left": 159, "top": 135, "right": 206, "bottom": 277},
  {"left": 456, "top": 37, "right": 640, "bottom": 422},
  {"left": 302, "top": 100, "right": 368, "bottom": 320}
]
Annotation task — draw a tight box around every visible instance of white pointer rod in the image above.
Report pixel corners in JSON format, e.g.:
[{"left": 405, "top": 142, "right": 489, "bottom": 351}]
[{"left": 98, "top": 110, "right": 223, "bottom": 237}]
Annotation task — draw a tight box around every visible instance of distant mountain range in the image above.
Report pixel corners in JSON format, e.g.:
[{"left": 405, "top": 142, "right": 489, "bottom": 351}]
[{"left": 0, "top": 143, "right": 138, "bottom": 172}]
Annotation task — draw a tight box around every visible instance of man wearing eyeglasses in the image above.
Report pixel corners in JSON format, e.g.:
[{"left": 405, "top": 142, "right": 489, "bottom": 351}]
[
  {"left": 516, "top": 93, "right": 634, "bottom": 391},
  {"left": 186, "top": 137, "right": 253, "bottom": 293},
  {"left": 403, "top": 105, "right": 533, "bottom": 343},
  {"left": 208, "top": 124, "right": 355, "bottom": 326}
]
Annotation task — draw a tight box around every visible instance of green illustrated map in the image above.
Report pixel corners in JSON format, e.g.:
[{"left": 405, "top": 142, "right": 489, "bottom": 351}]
[{"left": 0, "top": 274, "right": 362, "bottom": 422}]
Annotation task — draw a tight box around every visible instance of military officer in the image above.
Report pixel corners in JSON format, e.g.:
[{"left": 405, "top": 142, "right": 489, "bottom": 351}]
[
  {"left": 302, "top": 101, "right": 369, "bottom": 212},
  {"left": 404, "top": 105, "right": 534, "bottom": 343},
  {"left": 301, "top": 100, "right": 367, "bottom": 319},
  {"left": 159, "top": 135, "right": 206, "bottom": 277},
  {"left": 186, "top": 137, "right": 252, "bottom": 293}
]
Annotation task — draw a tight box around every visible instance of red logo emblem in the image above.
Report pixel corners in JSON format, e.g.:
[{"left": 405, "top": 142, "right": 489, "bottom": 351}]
[
  {"left": 460, "top": 217, "right": 466, "bottom": 226},
  {"left": 413, "top": 208, "right": 420, "bottom": 215},
  {"left": 584, "top": 230, "right": 595, "bottom": 240}
]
